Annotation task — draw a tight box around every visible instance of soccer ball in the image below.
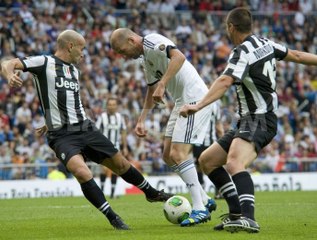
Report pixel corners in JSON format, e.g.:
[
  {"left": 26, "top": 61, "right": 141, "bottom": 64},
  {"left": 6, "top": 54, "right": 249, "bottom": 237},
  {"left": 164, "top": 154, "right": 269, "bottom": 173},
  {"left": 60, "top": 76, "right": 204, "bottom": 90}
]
[{"left": 163, "top": 195, "right": 192, "bottom": 224}]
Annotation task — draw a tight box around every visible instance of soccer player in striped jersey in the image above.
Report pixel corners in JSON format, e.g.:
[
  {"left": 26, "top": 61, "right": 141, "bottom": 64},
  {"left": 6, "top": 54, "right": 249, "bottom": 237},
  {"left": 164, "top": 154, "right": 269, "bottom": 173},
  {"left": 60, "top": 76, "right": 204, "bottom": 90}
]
[
  {"left": 1, "top": 29, "right": 173, "bottom": 230},
  {"left": 180, "top": 7, "right": 317, "bottom": 233},
  {"left": 110, "top": 28, "right": 217, "bottom": 226},
  {"left": 96, "top": 97, "right": 128, "bottom": 198}
]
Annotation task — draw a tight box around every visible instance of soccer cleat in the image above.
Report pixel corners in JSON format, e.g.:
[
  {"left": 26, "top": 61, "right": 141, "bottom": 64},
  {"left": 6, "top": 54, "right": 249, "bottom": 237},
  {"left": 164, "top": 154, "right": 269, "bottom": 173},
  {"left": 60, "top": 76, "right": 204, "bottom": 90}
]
[
  {"left": 224, "top": 216, "right": 260, "bottom": 233},
  {"left": 205, "top": 198, "right": 217, "bottom": 213},
  {"left": 180, "top": 209, "right": 211, "bottom": 227},
  {"left": 146, "top": 189, "right": 174, "bottom": 203},
  {"left": 214, "top": 213, "right": 241, "bottom": 231},
  {"left": 110, "top": 216, "right": 130, "bottom": 230}
]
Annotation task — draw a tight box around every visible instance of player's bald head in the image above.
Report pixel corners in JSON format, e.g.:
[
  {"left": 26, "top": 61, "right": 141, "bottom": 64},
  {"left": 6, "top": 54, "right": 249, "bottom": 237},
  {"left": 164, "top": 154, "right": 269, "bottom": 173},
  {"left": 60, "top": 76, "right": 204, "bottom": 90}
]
[
  {"left": 110, "top": 28, "right": 135, "bottom": 51},
  {"left": 57, "top": 30, "right": 85, "bottom": 49}
]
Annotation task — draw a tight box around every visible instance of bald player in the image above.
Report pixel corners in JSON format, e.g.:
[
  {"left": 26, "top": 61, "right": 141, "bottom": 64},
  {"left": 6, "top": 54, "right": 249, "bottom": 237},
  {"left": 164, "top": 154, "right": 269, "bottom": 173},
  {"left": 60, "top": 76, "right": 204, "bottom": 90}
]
[
  {"left": 1, "top": 29, "right": 173, "bottom": 230},
  {"left": 110, "top": 28, "right": 217, "bottom": 227}
]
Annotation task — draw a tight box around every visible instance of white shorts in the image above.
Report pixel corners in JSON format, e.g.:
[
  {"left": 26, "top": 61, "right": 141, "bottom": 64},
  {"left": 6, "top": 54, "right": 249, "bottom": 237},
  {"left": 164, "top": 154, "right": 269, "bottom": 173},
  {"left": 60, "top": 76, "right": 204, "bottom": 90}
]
[{"left": 165, "top": 103, "right": 211, "bottom": 144}]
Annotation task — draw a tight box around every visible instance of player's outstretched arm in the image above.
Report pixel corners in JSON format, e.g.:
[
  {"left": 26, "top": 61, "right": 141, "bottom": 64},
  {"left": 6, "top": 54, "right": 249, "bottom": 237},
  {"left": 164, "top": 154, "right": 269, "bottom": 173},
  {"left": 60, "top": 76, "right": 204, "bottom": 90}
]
[
  {"left": 135, "top": 85, "right": 156, "bottom": 137},
  {"left": 180, "top": 75, "right": 234, "bottom": 117},
  {"left": 1, "top": 58, "right": 24, "bottom": 88},
  {"left": 284, "top": 49, "right": 317, "bottom": 65}
]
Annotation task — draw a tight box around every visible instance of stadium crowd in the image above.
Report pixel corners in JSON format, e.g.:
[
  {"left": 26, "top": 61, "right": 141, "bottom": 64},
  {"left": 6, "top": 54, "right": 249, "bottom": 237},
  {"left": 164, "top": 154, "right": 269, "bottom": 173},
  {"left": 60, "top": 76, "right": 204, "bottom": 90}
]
[{"left": 0, "top": 0, "right": 317, "bottom": 180}]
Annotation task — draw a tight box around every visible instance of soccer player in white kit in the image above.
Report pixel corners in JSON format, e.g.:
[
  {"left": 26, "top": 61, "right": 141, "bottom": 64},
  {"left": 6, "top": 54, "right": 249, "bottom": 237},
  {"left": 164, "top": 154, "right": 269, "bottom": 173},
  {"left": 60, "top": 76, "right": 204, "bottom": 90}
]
[{"left": 110, "top": 28, "right": 217, "bottom": 226}]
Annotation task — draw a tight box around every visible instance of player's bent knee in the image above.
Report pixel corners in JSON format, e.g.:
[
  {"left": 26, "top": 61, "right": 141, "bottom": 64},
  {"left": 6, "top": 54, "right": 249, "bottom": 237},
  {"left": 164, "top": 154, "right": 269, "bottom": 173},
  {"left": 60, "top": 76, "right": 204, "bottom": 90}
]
[
  {"left": 110, "top": 155, "right": 131, "bottom": 175},
  {"left": 169, "top": 150, "right": 188, "bottom": 164},
  {"left": 72, "top": 166, "right": 93, "bottom": 183},
  {"left": 198, "top": 151, "right": 208, "bottom": 166},
  {"left": 225, "top": 159, "right": 245, "bottom": 175},
  {"left": 199, "top": 151, "right": 223, "bottom": 174}
]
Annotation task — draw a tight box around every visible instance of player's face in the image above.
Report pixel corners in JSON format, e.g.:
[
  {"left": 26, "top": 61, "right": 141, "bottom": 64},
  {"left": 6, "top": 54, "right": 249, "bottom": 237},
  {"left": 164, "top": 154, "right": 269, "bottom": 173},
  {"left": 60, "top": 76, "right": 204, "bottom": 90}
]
[
  {"left": 107, "top": 100, "right": 118, "bottom": 114},
  {"left": 70, "top": 39, "right": 85, "bottom": 64},
  {"left": 115, "top": 41, "right": 141, "bottom": 60}
]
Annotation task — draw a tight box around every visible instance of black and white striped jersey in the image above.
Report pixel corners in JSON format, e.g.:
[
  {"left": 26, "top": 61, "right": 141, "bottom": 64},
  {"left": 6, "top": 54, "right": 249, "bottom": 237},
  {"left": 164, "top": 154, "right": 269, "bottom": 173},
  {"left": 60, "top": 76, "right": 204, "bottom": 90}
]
[
  {"left": 20, "top": 55, "right": 87, "bottom": 130},
  {"left": 223, "top": 35, "right": 288, "bottom": 117},
  {"left": 95, "top": 112, "right": 126, "bottom": 149}
]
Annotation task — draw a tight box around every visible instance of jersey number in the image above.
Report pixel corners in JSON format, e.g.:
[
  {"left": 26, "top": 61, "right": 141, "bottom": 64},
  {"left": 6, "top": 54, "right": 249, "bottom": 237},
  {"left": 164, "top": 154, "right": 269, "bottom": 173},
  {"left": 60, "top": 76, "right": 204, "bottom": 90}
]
[{"left": 262, "top": 59, "right": 277, "bottom": 90}]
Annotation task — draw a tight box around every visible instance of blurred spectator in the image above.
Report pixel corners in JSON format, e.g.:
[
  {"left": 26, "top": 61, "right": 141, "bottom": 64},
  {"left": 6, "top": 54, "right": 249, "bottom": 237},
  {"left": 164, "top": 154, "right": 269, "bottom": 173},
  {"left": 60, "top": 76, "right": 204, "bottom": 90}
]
[
  {"left": 19, "top": 4, "right": 35, "bottom": 27},
  {"left": 175, "top": 18, "right": 192, "bottom": 42},
  {"left": 0, "top": 143, "right": 12, "bottom": 180},
  {"left": 47, "top": 166, "right": 66, "bottom": 180},
  {"left": 14, "top": 101, "right": 32, "bottom": 135}
]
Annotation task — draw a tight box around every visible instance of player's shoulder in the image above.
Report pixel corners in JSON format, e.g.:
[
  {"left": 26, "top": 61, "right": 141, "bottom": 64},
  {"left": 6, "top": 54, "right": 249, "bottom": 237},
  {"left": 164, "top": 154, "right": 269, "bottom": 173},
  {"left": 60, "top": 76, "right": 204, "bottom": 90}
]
[
  {"left": 22, "top": 54, "right": 47, "bottom": 61},
  {"left": 145, "top": 33, "right": 164, "bottom": 41},
  {"left": 144, "top": 33, "right": 174, "bottom": 47}
]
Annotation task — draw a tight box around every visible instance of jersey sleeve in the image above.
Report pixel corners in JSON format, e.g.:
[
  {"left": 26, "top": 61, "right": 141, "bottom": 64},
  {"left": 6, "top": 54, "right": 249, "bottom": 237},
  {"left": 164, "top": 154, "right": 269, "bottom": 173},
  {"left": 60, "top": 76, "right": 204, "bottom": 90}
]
[
  {"left": 153, "top": 42, "right": 177, "bottom": 59},
  {"left": 222, "top": 47, "right": 249, "bottom": 83},
  {"left": 19, "top": 55, "right": 46, "bottom": 75},
  {"left": 269, "top": 40, "right": 288, "bottom": 60}
]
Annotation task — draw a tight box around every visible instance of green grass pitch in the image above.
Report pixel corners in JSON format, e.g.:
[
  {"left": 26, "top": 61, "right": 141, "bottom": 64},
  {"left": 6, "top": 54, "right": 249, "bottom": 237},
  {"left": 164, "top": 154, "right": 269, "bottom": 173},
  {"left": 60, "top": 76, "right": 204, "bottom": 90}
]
[{"left": 0, "top": 191, "right": 317, "bottom": 240}]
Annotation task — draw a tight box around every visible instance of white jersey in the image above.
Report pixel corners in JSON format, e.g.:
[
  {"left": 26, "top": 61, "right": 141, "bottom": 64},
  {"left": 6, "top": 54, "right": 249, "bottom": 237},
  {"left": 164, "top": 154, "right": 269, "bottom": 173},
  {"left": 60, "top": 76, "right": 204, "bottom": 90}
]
[{"left": 141, "top": 33, "right": 208, "bottom": 105}]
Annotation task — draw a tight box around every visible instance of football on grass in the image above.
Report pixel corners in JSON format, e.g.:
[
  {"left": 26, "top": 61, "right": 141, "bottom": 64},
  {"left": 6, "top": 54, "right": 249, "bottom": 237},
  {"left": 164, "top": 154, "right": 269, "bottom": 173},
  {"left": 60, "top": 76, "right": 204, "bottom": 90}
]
[{"left": 163, "top": 195, "right": 192, "bottom": 224}]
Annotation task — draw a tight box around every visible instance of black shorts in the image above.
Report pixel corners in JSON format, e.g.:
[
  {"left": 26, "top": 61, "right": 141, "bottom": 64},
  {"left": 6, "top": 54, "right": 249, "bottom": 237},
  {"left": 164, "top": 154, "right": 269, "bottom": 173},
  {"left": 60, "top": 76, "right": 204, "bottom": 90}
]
[
  {"left": 217, "top": 113, "right": 277, "bottom": 154},
  {"left": 47, "top": 120, "right": 118, "bottom": 166}
]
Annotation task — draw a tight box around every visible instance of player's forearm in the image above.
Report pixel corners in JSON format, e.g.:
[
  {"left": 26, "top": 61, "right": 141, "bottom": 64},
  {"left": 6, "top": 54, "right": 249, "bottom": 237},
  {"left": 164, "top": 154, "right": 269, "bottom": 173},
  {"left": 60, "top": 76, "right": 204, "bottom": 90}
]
[
  {"left": 197, "top": 76, "right": 232, "bottom": 111},
  {"left": 139, "top": 103, "right": 153, "bottom": 122},
  {"left": 285, "top": 49, "right": 317, "bottom": 65},
  {"left": 138, "top": 88, "right": 155, "bottom": 122},
  {"left": 160, "top": 54, "right": 185, "bottom": 87},
  {"left": 1, "top": 60, "right": 15, "bottom": 80},
  {"left": 1, "top": 58, "right": 23, "bottom": 83}
]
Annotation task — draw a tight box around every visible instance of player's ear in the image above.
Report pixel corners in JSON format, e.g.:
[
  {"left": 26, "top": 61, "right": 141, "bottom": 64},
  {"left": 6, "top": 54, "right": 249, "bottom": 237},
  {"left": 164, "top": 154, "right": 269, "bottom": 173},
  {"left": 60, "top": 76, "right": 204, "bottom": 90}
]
[
  {"left": 226, "top": 22, "right": 234, "bottom": 34},
  {"left": 68, "top": 42, "right": 74, "bottom": 52},
  {"left": 127, "top": 36, "right": 135, "bottom": 45}
]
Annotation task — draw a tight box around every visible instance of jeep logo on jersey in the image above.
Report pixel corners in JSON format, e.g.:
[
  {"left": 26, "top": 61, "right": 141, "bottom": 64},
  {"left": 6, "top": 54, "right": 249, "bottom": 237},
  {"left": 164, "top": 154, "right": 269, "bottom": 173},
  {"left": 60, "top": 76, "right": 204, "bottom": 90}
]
[{"left": 55, "top": 77, "right": 79, "bottom": 92}]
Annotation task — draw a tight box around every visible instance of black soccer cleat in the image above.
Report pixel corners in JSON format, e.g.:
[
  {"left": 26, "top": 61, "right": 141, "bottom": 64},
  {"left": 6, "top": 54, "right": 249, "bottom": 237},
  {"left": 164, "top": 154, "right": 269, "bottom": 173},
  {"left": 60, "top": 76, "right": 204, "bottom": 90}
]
[
  {"left": 110, "top": 216, "right": 130, "bottom": 230},
  {"left": 146, "top": 189, "right": 174, "bottom": 203},
  {"left": 214, "top": 213, "right": 241, "bottom": 231},
  {"left": 224, "top": 216, "right": 260, "bottom": 233}
]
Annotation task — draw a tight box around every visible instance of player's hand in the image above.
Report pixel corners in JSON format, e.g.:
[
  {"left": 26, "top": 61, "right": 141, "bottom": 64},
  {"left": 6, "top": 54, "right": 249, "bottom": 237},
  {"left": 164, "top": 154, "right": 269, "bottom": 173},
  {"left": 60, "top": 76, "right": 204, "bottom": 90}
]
[
  {"left": 134, "top": 122, "right": 147, "bottom": 138},
  {"left": 8, "top": 71, "right": 23, "bottom": 88},
  {"left": 35, "top": 125, "right": 48, "bottom": 137},
  {"left": 179, "top": 104, "right": 199, "bottom": 118},
  {"left": 152, "top": 83, "right": 165, "bottom": 105}
]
